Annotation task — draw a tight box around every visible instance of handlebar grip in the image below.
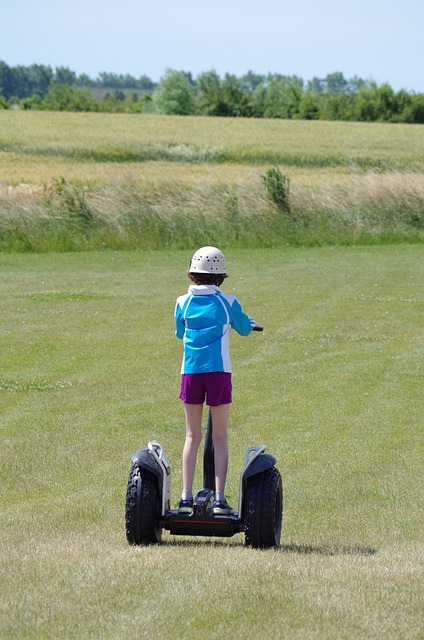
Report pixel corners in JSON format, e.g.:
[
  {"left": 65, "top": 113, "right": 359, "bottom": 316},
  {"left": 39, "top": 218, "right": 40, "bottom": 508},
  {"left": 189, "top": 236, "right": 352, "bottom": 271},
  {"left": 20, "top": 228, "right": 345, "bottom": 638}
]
[{"left": 252, "top": 324, "right": 263, "bottom": 332}]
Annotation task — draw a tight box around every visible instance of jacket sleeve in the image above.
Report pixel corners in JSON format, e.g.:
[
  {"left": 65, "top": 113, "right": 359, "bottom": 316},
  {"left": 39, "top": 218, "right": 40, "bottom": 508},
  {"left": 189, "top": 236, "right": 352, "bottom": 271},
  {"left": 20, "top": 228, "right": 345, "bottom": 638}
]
[
  {"left": 174, "top": 298, "right": 186, "bottom": 339},
  {"left": 229, "top": 296, "right": 255, "bottom": 336}
]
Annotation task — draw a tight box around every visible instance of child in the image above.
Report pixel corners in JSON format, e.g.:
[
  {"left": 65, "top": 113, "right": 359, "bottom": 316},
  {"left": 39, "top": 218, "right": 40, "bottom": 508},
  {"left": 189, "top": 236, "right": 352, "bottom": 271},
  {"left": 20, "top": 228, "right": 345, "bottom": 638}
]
[{"left": 174, "top": 246, "right": 257, "bottom": 515}]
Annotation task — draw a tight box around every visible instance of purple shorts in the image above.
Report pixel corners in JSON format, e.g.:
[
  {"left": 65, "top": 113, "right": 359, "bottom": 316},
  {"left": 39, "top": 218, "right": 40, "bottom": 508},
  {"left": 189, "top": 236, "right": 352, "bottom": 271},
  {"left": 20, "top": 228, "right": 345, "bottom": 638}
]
[{"left": 179, "top": 372, "right": 232, "bottom": 406}]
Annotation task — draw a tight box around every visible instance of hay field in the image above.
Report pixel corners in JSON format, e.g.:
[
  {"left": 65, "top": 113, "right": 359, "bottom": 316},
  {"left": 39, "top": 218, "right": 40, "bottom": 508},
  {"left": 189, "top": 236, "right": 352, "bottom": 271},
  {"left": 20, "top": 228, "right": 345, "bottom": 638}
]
[{"left": 0, "top": 111, "right": 423, "bottom": 249}]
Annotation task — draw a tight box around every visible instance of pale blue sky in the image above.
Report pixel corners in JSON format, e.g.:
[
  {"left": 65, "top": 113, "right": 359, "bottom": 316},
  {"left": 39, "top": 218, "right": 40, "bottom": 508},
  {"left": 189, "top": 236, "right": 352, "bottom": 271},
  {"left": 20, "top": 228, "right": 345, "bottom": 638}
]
[{"left": 2, "top": 0, "right": 423, "bottom": 91}]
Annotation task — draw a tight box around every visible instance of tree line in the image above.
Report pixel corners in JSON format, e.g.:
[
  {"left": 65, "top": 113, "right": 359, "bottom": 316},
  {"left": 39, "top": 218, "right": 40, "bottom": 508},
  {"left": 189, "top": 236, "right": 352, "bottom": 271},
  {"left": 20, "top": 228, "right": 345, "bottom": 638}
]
[{"left": 1, "top": 61, "right": 424, "bottom": 124}]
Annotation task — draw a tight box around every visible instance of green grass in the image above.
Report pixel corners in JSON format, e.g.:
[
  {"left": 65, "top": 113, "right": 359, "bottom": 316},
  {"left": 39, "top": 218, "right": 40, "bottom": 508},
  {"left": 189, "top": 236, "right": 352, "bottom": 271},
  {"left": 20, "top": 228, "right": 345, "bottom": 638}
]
[{"left": 1, "top": 247, "right": 423, "bottom": 639}]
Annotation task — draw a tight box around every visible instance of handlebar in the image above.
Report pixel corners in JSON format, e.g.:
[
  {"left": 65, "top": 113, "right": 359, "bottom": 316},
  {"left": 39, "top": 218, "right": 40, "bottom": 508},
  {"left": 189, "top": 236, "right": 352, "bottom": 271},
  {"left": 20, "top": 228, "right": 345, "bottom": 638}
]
[{"left": 253, "top": 324, "right": 263, "bottom": 332}]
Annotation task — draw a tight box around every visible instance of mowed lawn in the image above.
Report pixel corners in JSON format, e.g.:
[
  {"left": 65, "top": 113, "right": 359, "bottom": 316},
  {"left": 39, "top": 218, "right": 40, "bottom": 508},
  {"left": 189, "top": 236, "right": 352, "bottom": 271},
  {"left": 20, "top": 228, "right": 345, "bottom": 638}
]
[{"left": 0, "top": 246, "right": 423, "bottom": 639}]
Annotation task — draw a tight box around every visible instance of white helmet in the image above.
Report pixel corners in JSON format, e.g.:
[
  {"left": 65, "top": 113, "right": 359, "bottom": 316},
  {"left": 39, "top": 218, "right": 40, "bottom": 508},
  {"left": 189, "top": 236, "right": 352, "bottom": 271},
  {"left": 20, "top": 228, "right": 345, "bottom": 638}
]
[{"left": 189, "top": 246, "right": 226, "bottom": 274}]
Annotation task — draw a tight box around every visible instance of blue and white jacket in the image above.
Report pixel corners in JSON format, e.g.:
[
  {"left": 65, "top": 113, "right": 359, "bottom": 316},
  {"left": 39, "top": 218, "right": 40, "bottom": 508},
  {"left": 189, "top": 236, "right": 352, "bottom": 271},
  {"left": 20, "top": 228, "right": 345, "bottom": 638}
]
[{"left": 175, "top": 285, "right": 255, "bottom": 374}]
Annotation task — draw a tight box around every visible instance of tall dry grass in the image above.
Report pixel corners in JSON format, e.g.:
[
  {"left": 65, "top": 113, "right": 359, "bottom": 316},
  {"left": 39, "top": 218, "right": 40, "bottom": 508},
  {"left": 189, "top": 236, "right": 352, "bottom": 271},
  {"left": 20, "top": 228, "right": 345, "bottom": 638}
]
[
  {"left": 294, "top": 170, "right": 424, "bottom": 211},
  {"left": 0, "top": 168, "right": 423, "bottom": 251}
]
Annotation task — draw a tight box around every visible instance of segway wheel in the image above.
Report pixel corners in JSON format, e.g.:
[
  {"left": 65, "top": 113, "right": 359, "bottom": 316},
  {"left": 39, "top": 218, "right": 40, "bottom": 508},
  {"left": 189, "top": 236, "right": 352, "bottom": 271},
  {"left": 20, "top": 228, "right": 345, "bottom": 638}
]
[
  {"left": 125, "top": 464, "right": 162, "bottom": 545},
  {"left": 244, "top": 467, "right": 283, "bottom": 549}
]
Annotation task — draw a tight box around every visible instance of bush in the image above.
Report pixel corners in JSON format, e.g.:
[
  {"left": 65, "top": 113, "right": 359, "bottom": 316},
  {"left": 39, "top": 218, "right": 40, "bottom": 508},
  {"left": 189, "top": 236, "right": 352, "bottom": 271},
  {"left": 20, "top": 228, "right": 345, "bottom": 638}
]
[
  {"left": 262, "top": 167, "right": 291, "bottom": 213},
  {"left": 43, "top": 177, "right": 96, "bottom": 230}
]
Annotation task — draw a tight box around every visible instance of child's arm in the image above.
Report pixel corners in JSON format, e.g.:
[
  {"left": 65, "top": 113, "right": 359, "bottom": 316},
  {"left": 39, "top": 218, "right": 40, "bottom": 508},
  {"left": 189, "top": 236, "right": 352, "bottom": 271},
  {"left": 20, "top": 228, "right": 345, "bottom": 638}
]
[
  {"left": 174, "top": 299, "right": 186, "bottom": 339},
  {"left": 227, "top": 296, "right": 256, "bottom": 336}
]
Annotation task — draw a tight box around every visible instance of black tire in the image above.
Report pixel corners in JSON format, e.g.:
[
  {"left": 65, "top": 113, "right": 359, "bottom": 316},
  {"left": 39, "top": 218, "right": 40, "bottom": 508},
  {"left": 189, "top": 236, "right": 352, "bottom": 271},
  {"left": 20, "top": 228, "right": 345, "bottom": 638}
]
[
  {"left": 244, "top": 467, "right": 283, "bottom": 549},
  {"left": 125, "top": 464, "right": 162, "bottom": 545}
]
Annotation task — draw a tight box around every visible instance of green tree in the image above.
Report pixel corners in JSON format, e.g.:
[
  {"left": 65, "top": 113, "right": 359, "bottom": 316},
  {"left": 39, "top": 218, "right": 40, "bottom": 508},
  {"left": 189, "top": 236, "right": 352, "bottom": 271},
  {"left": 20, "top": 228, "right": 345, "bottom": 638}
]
[
  {"left": 99, "top": 90, "right": 128, "bottom": 112},
  {"left": 153, "top": 69, "right": 196, "bottom": 115},
  {"left": 1, "top": 63, "right": 53, "bottom": 98},
  {"left": 97, "top": 71, "right": 140, "bottom": 89},
  {"left": 250, "top": 83, "right": 267, "bottom": 117},
  {"left": 53, "top": 66, "right": 76, "bottom": 86},
  {"left": 356, "top": 83, "right": 400, "bottom": 122},
  {"left": 197, "top": 70, "right": 250, "bottom": 116},
  {"left": 10, "top": 65, "right": 31, "bottom": 98},
  {"left": 138, "top": 74, "right": 156, "bottom": 91},
  {"left": 258, "top": 75, "right": 303, "bottom": 119},
  {"left": 220, "top": 73, "right": 251, "bottom": 116},
  {"left": 348, "top": 76, "right": 369, "bottom": 93},
  {"left": 307, "top": 76, "right": 326, "bottom": 94},
  {"left": 241, "top": 70, "right": 266, "bottom": 93},
  {"left": 126, "top": 94, "right": 152, "bottom": 113},
  {"left": 30, "top": 64, "right": 53, "bottom": 96},
  {"left": 197, "top": 70, "right": 224, "bottom": 115},
  {"left": 400, "top": 92, "right": 424, "bottom": 123},
  {"left": 0, "top": 60, "right": 13, "bottom": 99},
  {"left": 325, "top": 71, "right": 348, "bottom": 95},
  {"left": 42, "top": 85, "right": 98, "bottom": 111},
  {"left": 356, "top": 83, "right": 380, "bottom": 122},
  {"left": 20, "top": 94, "right": 43, "bottom": 110},
  {"left": 77, "top": 73, "right": 95, "bottom": 87},
  {"left": 298, "top": 91, "right": 320, "bottom": 119},
  {"left": 375, "top": 84, "right": 398, "bottom": 121},
  {"left": 319, "top": 93, "right": 359, "bottom": 121}
]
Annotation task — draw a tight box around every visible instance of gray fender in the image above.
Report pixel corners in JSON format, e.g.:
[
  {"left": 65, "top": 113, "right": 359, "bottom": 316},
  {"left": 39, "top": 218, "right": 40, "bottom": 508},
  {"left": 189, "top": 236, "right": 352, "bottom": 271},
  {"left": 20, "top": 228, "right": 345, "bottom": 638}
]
[
  {"left": 238, "top": 452, "right": 277, "bottom": 518},
  {"left": 242, "top": 453, "right": 276, "bottom": 482},
  {"left": 130, "top": 449, "right": 162, "bottom": 483}
]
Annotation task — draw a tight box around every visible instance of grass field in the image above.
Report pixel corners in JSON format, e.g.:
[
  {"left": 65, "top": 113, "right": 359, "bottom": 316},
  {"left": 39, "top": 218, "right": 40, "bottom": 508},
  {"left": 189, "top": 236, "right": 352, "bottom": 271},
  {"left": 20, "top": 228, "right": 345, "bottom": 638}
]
[
  {"left": 1, "top": 246, "right": 423, "bottom": 639},
  {"left": 0, "top": 112, "right": 424, "bottom": 250},
  {"left": 2, "top": 111, "right": 424, "bottom": 170}
]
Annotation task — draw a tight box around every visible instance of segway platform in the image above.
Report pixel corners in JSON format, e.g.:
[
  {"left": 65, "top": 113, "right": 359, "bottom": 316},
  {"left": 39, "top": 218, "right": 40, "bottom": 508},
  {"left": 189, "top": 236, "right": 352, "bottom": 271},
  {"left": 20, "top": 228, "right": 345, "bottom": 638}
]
[{"left": 163, "top": 488, "right": 243, "bottom": 537}]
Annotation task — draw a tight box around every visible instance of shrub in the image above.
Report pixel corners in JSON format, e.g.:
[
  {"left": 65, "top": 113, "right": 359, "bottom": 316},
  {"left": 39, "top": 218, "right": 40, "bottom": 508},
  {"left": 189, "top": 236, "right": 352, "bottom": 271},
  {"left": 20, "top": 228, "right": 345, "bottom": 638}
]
[
  {"left": 43, "top": 177, "right": 95, "bottom": 229},
  {"left": 262, "top": 167, "right": 291, "bottom": 213}
]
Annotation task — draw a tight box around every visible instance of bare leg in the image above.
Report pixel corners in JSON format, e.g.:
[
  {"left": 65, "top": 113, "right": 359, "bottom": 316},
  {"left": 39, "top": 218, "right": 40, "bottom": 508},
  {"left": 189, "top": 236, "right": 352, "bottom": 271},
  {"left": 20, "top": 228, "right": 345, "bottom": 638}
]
[
  {"left": 182, "top": 403, "right": 203, "bottom": 494},
  {"left": 210, "top": 404, "right": 231, "bottom": 494}
]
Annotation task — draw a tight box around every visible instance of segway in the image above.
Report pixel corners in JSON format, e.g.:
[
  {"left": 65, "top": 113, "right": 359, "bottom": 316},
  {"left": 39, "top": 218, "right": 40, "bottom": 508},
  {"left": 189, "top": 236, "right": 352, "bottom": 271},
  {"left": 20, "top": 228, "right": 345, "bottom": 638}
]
[{"left": 125, "top": 325, "right": 283, "bottom": 548}]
